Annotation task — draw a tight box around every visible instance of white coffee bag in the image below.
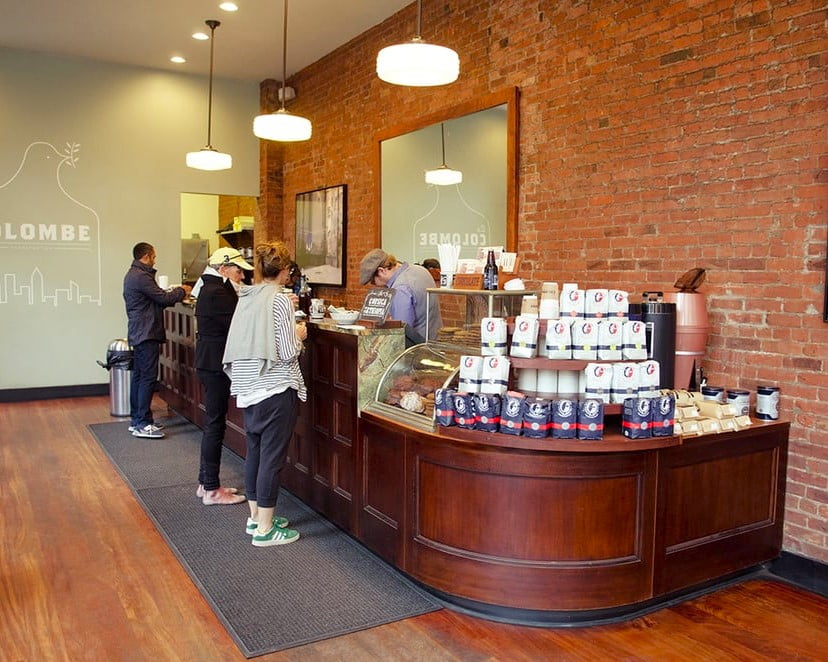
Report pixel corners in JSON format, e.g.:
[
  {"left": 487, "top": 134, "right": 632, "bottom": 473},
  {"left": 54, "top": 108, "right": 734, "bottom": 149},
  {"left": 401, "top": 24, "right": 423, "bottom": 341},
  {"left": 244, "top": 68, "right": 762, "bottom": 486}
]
[
  {"left": 597, "top": 319, "right": 623, "bottom": 360},
  {"left": 545, "top": 320, "right": 573, "bottom": 359},
  {"left": 510, "top": 315, "right": 540, "bottom": 358},
  {"left": 608, "top": 290, "right": 629, "bottom": 322},
  {"left": 572, "top": 320, "right": 598, "bottom": 360},
  {"left": 583, "top": 362, "right": 613, "bottom": 403},
  {"left": 637, "top": 359, "right": 660, "bottom": 397},
  {"left": 459, "top": 355, "right": 484, "bottom": 393},
  {"left": 585, "top": 289, "right": 609, "bottom": 320},
  {"left": 622, "top": 320, "right": 648, "bottom": 360},
  {"left": 610, "top": 361, "right": 639, "bottom": 403},
  {"left": 480, "top": 355, "right": 511, "bottom": 395},
  {"left": 480, "top": 317, "right": 508, "bottom": 356}
]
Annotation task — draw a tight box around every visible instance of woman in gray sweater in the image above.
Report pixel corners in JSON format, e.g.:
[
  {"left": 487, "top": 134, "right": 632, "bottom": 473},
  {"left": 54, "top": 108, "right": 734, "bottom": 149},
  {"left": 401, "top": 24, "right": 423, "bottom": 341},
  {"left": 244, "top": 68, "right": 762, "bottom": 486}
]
[{"left": 223, "top": 241, "right": 307, "bottom": 547}]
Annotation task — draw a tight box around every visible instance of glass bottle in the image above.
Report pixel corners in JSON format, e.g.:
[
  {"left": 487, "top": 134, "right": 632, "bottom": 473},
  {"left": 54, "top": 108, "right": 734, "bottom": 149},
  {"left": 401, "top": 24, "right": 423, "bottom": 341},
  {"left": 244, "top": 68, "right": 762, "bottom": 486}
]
[
  {"left": 483, "top": 250, "right": 499, "bottom": 291},
  {"left": 298, "top": 275, "right": 312, "bottom": 315}
]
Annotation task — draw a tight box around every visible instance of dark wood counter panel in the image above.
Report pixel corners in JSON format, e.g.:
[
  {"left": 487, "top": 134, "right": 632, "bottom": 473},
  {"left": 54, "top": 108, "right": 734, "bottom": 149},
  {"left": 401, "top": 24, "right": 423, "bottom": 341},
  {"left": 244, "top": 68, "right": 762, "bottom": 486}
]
[
  {"left": 359, "top": 412, "right": 788, "bottom": 620},
  {"left": 159, "top": 302, "right": 788, "bottom": 623}
]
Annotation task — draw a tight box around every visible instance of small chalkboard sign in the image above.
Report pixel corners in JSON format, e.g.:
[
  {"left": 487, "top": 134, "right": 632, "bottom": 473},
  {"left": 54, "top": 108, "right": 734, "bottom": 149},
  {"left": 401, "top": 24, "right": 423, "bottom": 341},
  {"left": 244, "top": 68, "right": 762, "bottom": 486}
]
[{"left": 359, "top": 288, "right": 395, "bottom": 326}]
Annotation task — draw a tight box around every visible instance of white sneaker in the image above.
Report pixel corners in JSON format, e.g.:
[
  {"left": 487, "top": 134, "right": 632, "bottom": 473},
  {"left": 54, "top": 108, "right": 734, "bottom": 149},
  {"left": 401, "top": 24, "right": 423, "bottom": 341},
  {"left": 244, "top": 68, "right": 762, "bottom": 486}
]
[
  {"left": 130, "top": 422, "right": 163, "bottom": 433},
  {"left": 132, "top": 424, "right": 165, "bottom": 439}
]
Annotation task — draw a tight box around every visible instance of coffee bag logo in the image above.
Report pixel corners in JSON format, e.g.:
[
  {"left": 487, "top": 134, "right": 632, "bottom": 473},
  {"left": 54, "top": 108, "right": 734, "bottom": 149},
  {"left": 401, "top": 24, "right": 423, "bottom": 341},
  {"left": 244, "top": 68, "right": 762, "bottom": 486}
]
[
  {"left": 556, "top": 400, "right": 574, "bottom": 417},
  {"left": 637, "top": 398, "right": 651, "bottom": 416},
  {"left": 583, "top": 400, "right": 601, "bottom": 418}
]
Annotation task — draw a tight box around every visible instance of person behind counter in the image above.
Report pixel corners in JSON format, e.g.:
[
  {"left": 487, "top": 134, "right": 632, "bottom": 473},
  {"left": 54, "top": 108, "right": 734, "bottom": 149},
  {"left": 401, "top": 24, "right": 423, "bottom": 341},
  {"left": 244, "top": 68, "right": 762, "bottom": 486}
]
[
  {"left": 222, "top": 241, "right": 307, "bottom": 547},
  {"left": 194, "top": 248, "right": 254, "bottom": 506},
  {"left": 359, "top": 248, "right": 442, "bottom": 346},
  {"left": 420, "top": 258, "right": 441, "bottom": 286},
  {"left": 123, "top": 242, "right": 191, "bottom": 439}
]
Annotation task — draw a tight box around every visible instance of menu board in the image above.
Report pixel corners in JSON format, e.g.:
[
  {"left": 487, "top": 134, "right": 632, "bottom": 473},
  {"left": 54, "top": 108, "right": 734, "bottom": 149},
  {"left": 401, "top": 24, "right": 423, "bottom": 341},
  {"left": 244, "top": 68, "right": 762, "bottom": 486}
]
[{"left": 360, "top": 288, "right": 395, "bottom": 325}]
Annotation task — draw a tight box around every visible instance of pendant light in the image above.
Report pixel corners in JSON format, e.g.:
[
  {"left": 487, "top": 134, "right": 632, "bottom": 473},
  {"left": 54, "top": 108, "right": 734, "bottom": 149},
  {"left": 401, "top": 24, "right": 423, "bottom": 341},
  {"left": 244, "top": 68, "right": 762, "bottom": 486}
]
[
  {"left": 186, "top": 20, "right": 232, "bottom": 170},
  {"left": 253, "top": 0, "right": 312, "bottom": 142},
  {"left": 376, "top": 0, "right": 459, "bottom": 87},
  {"left": 425, "top": 123, "right": 462, "bottom": 186}
]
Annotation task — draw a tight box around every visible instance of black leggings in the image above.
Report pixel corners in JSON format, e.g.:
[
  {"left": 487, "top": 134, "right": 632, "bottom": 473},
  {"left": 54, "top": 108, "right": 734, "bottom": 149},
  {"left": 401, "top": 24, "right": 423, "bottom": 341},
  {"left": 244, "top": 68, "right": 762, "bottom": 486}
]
[{"left": 242, "top": 389, "right": 299, "bottom": 509}]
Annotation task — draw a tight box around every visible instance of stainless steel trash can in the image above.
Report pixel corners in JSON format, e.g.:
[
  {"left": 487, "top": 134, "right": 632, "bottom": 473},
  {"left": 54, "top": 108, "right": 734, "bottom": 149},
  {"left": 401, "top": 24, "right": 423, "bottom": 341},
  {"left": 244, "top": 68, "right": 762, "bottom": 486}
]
[{"left": 98, "top": 339, "right": 132, "bottom": 417}]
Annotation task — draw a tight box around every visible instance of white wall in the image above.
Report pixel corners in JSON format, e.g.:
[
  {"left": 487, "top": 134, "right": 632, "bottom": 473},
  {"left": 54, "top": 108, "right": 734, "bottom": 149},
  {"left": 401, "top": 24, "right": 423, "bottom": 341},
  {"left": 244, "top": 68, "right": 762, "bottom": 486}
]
[{"left": 0, "top": 48, "right": 260, "bottom": 389}]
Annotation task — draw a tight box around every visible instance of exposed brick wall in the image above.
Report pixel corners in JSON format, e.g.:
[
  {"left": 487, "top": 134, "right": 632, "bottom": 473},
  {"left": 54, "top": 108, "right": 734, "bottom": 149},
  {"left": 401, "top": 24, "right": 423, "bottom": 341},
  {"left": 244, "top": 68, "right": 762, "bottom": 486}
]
[{"left": 258, "top": 0, "right": 828, "bottom": 562}]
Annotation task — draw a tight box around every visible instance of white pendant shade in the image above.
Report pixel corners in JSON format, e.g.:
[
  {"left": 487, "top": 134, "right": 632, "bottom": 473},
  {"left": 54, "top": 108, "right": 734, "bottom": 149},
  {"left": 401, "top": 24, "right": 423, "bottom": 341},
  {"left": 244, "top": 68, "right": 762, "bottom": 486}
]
[
  {"left": 253, "top": 109, "right": 312, "bottom": 142},
  {"left": 253, "top": 0, "right": 312, "bottom": 143},
  {"left": 186, "top": 148, "right": 232, "bottom": 171},
  {"left": 187, "top": 20, "right": 232, "bottom": 171},
  {"left": 377, "top": 39, "right": 459, "bottom": 87},
  {"left": 425, "top": 165, "right": 462, "bottom": 186}
]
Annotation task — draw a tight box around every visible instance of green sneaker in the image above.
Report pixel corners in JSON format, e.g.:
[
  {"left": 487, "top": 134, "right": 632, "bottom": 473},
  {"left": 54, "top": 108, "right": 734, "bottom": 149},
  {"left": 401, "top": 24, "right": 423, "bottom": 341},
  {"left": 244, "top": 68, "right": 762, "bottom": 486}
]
[
  {"left": 246, "top": 516, "right": 289, "bottom": 535},
  {"left": 251, "top": 524, "right": 299, "bottom": 547}
]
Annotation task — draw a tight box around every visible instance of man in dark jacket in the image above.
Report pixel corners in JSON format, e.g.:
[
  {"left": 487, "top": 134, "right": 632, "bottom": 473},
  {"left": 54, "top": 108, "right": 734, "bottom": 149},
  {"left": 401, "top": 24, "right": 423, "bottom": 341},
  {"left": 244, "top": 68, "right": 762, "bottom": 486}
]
[
  {"left": 193, "top": 247, "right": 252, "bottom": 505},
  {"left": 123, "top": 242, "right": 190, "bottom": 438}
]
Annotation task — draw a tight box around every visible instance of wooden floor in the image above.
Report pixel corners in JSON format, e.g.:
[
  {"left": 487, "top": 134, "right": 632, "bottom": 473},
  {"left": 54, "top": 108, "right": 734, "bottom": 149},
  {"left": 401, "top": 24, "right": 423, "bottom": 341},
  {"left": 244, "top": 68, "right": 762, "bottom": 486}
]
[{"left": 2, "top": 396, "right": 827, "bottom": 662}]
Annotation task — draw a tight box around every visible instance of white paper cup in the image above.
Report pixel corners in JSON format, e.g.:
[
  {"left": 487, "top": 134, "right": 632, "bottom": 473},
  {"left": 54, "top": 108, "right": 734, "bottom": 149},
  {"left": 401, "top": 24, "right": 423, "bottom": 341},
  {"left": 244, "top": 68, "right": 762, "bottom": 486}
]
[{"left": 439, "top": 272, "right": 454, "bottom": 288}]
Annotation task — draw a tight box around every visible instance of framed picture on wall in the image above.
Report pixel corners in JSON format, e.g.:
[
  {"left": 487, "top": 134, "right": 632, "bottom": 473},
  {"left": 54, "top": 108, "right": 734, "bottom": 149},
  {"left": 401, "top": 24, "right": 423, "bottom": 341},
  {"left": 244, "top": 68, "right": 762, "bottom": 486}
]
[{"left": 295, "top": 184, "right": 347, "bottom": 287}]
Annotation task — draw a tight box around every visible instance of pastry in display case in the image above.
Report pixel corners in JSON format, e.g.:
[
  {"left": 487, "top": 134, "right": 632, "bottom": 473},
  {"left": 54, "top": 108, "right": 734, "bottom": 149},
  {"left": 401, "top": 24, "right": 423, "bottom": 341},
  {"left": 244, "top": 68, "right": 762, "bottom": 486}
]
[{"left": 364, "top": 342, "right": 463, "bottom": 431}]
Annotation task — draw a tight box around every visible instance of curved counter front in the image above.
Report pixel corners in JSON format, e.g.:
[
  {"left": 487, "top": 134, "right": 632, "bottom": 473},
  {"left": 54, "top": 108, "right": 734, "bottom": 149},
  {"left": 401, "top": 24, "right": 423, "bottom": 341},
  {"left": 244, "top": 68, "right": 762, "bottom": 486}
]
[{"left": 357, "top": 412, "right": 788, "bottom": 624}]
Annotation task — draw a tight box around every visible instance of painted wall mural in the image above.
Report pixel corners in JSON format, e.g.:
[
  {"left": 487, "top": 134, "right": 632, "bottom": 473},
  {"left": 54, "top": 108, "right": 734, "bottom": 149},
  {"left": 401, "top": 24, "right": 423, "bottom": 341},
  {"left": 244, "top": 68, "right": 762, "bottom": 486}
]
[{"left": 0, "top": 141, "right": 102, "bottom": 306}]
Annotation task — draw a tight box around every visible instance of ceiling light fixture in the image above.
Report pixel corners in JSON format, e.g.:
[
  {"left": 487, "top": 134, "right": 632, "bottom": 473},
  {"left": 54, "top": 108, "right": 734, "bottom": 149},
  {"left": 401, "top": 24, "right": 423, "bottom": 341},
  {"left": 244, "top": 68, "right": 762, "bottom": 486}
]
[
  {"left": 192, "top": 31, "right": 209, "bottom": 40},
  {"left": 376, "top": 0, "right": 459, "bottom": 87},
  {"left": 186, "top": 20, "right": 232, "bottom": 171},
  {"left": 219, "top": 2, "right": 239, "bottom": 11},
  {"left": 425, "top": 123, "right": 462, "bottom": 186},
  {"left": 170, "top": 55, "right": 186, "bottom": 64},
  {"left": 253, "top": 0, "right": 312, "bottom": 142}
]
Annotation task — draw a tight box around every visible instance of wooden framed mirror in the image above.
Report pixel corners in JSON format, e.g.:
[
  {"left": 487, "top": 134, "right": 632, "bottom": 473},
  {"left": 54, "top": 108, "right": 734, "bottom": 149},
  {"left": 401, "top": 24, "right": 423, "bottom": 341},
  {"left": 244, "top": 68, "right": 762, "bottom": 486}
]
[{"left": 374, "top": 87, "right": 519, "bottom": 265}]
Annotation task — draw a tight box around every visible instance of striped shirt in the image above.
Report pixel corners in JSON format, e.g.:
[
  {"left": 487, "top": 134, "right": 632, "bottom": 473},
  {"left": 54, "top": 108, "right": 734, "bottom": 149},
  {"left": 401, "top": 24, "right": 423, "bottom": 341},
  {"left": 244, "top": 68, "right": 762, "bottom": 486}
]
[{"left": 228, "top": 292, "right": 307, "bottom": 408}]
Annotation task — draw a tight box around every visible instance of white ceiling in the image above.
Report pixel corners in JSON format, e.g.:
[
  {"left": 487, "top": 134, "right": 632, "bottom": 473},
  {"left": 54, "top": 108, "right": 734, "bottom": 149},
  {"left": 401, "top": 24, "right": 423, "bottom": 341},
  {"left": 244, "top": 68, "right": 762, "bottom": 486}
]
[{"left": 0, "top": 0, "right": 412, "bottom": 82}]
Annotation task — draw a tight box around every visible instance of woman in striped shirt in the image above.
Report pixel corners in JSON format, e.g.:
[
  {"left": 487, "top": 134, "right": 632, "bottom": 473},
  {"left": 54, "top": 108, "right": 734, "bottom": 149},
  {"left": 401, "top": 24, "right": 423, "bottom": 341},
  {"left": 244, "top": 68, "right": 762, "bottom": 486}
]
[{"left": 223, "top": 241, "right": 307, "bottom": 547}]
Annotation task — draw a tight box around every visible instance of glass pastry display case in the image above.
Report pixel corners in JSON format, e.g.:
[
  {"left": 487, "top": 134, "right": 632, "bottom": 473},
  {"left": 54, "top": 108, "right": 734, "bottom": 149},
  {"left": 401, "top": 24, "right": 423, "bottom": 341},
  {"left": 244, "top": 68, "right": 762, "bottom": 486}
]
[{"left": 364, "top": 342, "right": 463, "bottom": 431}]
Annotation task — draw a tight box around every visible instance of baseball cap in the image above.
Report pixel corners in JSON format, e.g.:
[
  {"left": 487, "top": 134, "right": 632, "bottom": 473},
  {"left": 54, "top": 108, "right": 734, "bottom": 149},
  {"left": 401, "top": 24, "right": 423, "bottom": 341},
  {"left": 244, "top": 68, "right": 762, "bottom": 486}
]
[{"left": 209, "top": 247, "right": 253, "bottom": 271}]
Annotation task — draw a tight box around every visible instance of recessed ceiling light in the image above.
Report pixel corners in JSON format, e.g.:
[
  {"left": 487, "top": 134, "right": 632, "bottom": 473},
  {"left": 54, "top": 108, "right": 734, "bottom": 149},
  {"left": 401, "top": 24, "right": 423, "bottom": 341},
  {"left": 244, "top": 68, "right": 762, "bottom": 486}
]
[
  {"left": 219, "top": 2, "right": 239, "bottom": 11},
  {"left": 192, "top": 31, "right": 209, "bottom": 40},
  {"left": 170, "top": 56, "right": 186, "bottom": 64}
]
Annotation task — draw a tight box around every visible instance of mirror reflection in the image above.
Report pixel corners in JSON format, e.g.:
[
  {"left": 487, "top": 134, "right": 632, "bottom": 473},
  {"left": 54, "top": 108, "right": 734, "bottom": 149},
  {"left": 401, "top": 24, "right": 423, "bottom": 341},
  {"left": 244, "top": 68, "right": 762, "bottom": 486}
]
[{"left": 378, "top": 87, "right": 518, "bottom": 266}]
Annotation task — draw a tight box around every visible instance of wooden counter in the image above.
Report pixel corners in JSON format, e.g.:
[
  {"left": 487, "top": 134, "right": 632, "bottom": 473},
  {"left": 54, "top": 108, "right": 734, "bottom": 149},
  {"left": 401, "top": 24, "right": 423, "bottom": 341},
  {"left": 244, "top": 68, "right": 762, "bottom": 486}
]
[
  {"left": 159, "top": 303, "right": 788, "bottom": 624},
  {"left": 358, "top": 412, "right": 788, "bottom": 622}
]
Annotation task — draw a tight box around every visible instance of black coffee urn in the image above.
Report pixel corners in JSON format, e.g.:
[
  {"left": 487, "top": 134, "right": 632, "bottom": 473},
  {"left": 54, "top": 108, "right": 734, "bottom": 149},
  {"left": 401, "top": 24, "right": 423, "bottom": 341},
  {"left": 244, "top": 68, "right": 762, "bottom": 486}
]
[{"left": 640, "top": 292, "right": 677, "bottom": 389}]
